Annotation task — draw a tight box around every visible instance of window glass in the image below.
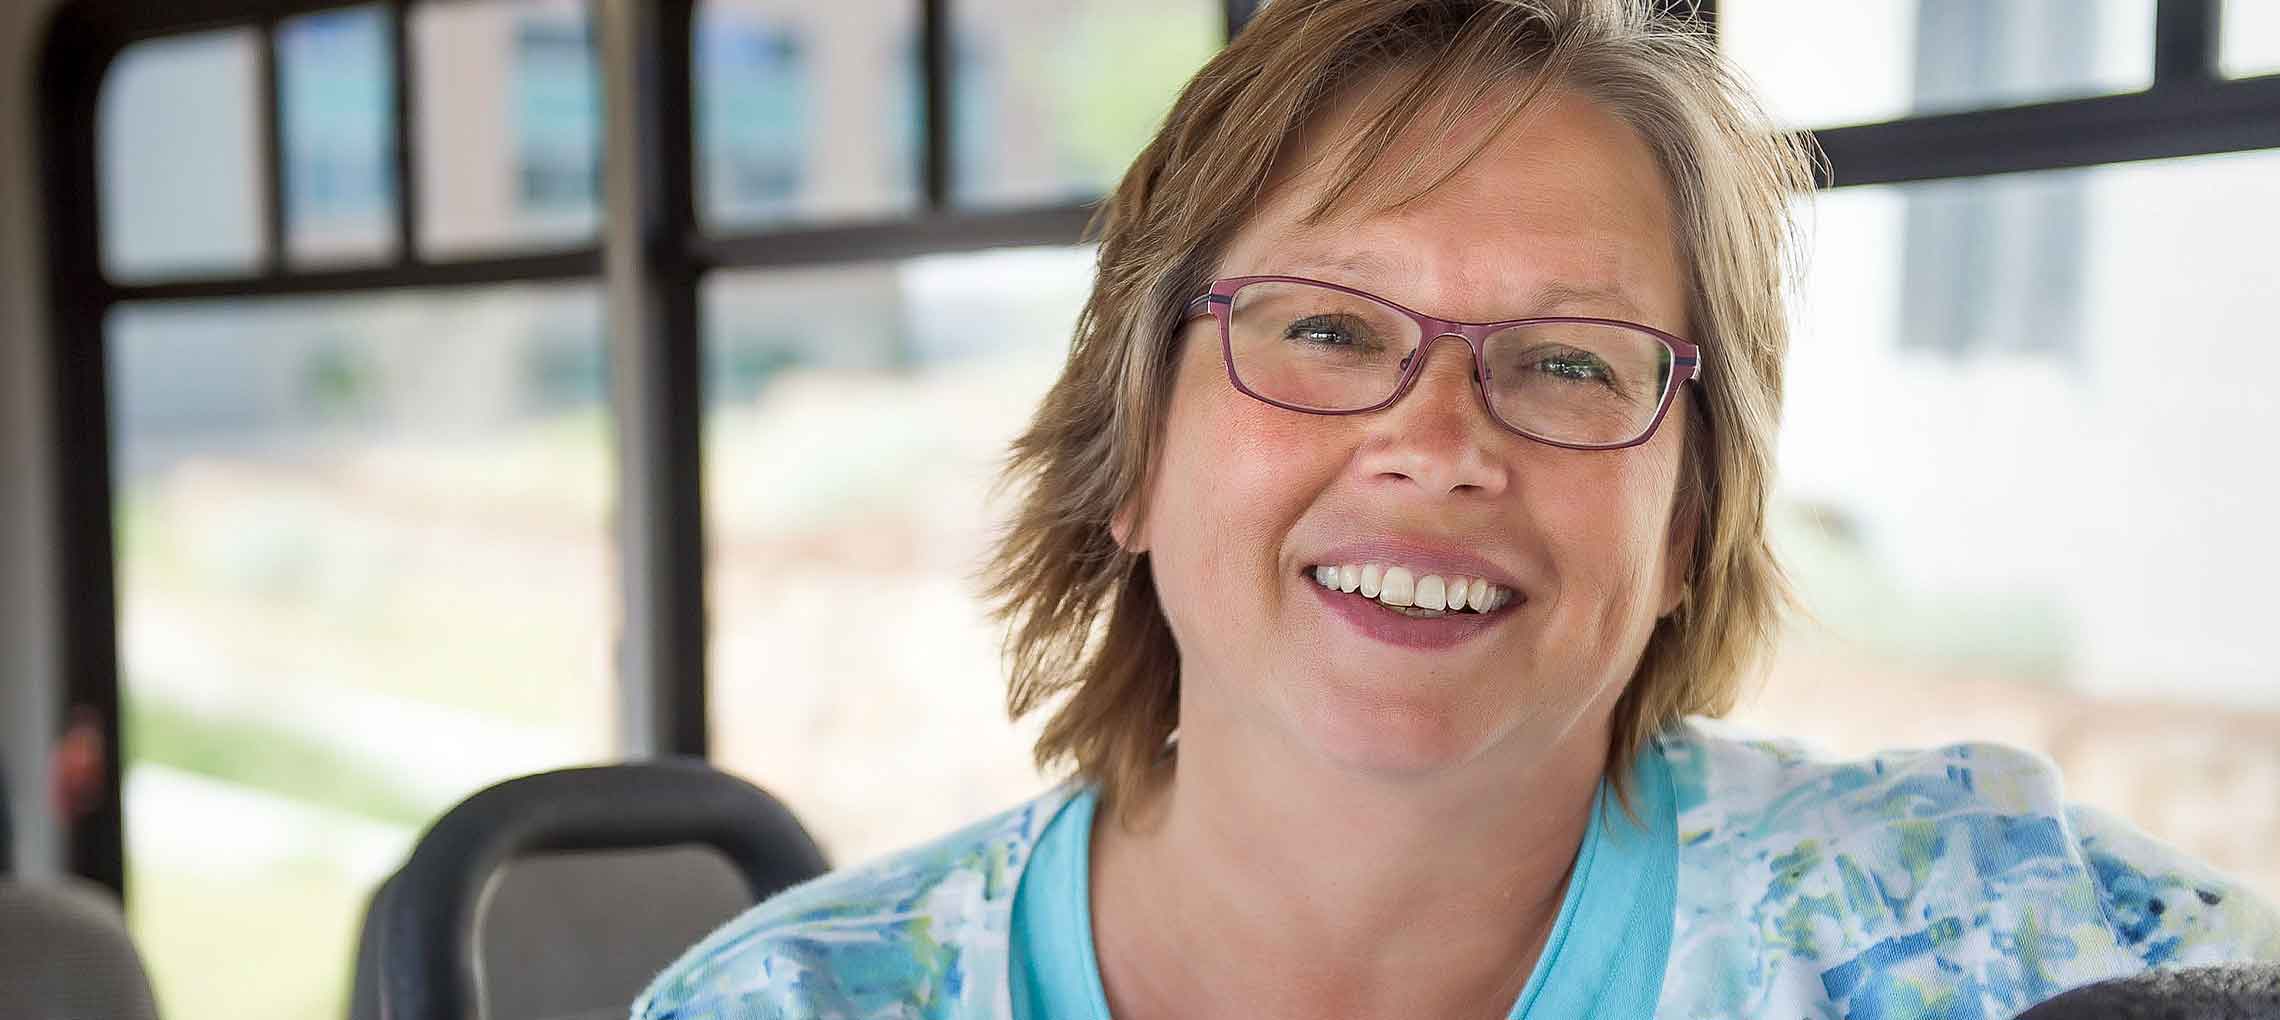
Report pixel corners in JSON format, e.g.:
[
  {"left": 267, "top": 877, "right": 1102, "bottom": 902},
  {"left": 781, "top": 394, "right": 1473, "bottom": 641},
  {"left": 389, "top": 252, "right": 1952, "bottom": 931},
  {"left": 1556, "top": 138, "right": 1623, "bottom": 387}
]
[
  {"left": 1743, "top": 149, "right": 2280, "bottom": 903},
  {"left": 412, "top": 0, "right": 600, "bottom": 255},
  {"left": 109, "top": 285, "right": 614, "bottom": 1020},
  {"left": 950, "top": 0, "right": 1219, "bottom": 206},
  {"left": 2222, "top": 0, "right": 2280, "bottom": 78},
  {"left": 280, "top": 6, "right": 399, "bottom": 265},
  {"left": 703, "top": 247, "right": 1093, "bottom": 864},
  {"left": 697, "top": 1, "right": 922, "bottom": 229},
  {"left": 99, "top": 29, "right": 265, "bottom": 280},
  {"left": 1720, "top": 0, "right": 2156, "bottom": 129}
]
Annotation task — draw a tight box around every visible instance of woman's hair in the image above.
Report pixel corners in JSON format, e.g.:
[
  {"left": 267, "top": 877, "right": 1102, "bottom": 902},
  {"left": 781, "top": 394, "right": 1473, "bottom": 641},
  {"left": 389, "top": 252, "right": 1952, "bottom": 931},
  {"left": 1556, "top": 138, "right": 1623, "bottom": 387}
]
[{"left": 985, "top": 0, "right": 1818, "bottom": 822}]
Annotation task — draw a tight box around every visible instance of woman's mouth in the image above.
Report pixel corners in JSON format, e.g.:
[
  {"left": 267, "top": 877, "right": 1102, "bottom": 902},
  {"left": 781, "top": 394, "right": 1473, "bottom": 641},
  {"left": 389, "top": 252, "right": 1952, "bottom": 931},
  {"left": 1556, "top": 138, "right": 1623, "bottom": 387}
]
[
  {"left": 1308, "top": 563, "right": 1514, "bottom": 617},
  {"left": 1303, "top": 562, "right": 1519, "bottom": 651}
]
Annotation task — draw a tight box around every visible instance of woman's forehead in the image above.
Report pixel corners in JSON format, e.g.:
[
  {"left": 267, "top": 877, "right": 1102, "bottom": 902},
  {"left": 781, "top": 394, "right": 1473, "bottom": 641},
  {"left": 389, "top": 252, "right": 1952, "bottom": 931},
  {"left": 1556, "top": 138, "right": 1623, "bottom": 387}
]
[
  {"left": 1251, "top": 243, "right": 1661, "bottom": 324},
  {"left": 1278, "top": 72, "right": 1672, "bottom": 215},
  {"left": 1223, "top": 87, "right": 1686, "bottom": 322}
]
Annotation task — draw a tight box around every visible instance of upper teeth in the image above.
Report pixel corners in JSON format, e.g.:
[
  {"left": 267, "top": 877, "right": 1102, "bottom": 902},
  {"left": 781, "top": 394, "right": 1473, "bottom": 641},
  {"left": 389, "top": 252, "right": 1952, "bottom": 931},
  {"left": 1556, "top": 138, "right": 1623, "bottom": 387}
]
[{"left": 1311, "top": 563, "right": 1512, "bottom": 613}]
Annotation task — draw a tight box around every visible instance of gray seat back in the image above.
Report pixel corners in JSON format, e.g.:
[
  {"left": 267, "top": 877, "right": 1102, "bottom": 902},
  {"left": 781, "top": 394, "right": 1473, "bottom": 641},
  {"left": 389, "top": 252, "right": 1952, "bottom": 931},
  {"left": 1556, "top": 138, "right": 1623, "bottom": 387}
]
[
  {"left": 352, "top": 759, "right": 828, "bottom": 1020},
  {"left": 474, "top": 845, "right": 754, "bottom": 1020},
  {"left": 0, "top": 876, "right": 161, "bottom": 1020},
  {"left": 2013, "top": 963, "right": 2280, "bottom": 1019},
  {"left": 1, "top": 753, "right": 12, "bottom": 875}
]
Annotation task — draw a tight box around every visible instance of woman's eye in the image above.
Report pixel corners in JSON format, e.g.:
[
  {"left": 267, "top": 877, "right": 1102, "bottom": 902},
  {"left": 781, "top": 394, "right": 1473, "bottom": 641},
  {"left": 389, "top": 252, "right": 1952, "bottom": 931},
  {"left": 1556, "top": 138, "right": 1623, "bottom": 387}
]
[
  {"left": 1533, "top": 351, "right": 1612, "bottom": 383},
  {"left": 1284, "top": 315, "right": 1370, "bottom": 347}
]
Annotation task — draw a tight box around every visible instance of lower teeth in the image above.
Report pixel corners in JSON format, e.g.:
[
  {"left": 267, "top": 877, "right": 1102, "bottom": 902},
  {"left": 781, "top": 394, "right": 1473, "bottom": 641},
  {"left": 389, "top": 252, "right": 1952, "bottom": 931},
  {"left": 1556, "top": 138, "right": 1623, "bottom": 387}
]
[{"left": 1340, "top": 593, "right": 1456, "bottom": 618}]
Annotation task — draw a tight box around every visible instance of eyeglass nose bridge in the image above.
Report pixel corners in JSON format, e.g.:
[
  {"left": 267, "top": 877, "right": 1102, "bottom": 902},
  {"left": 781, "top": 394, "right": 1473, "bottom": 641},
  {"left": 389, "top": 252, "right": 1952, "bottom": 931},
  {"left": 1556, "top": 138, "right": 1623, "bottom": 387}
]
[{"left": 1393, "top": 328, "right": 1497, "bottom": 402}]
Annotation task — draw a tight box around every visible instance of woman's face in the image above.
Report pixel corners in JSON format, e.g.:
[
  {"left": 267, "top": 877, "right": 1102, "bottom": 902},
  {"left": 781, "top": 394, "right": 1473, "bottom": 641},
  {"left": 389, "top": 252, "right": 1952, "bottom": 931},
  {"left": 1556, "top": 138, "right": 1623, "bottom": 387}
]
[{"left": 1126, "top": 86, "right": 1696, "bottom": 779}]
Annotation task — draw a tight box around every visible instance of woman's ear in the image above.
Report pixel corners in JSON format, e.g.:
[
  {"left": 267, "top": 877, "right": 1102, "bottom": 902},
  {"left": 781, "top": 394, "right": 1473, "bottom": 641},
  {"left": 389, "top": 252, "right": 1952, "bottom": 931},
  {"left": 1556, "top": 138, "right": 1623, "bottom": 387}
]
[{"left": 1111, "top": 500, "right": 1150, "bottom": 554}]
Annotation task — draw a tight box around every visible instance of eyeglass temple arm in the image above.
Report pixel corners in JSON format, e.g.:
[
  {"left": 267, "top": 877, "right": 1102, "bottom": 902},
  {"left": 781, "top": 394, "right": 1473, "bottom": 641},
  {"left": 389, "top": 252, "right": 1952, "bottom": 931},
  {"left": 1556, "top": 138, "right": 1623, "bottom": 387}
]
[
  {"left": 1675, "top": 353, "right": 1703, "bottom": 383},
  {"left": 1183, "top": 294, "right": 1226, "bottom": 320}
]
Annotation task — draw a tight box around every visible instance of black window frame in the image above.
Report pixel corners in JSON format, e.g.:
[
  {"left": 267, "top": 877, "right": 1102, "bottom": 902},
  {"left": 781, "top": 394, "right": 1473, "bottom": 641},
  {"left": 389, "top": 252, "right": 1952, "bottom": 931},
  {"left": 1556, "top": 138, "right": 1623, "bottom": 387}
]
[
  {"left": 36, "top": 0, "right": 1260, "bottom": 897},
  {"left": 35, "top": 0, "right": 2280, "bottom": 897}
]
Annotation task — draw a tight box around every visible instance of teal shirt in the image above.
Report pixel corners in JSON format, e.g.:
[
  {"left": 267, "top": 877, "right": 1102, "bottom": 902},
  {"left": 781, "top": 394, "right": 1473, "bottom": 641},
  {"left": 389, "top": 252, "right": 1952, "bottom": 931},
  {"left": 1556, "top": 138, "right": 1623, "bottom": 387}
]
[{"left": 1008, "top": 745, "right": 1678, "bottom": 1019}]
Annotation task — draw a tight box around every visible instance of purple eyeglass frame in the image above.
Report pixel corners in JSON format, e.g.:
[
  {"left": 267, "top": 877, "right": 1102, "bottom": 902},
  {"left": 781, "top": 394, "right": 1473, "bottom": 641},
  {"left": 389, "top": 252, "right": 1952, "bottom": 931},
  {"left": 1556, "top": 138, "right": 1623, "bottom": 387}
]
[{"left": 1183, "top": 274, "right": 1703, "bottom": 452}]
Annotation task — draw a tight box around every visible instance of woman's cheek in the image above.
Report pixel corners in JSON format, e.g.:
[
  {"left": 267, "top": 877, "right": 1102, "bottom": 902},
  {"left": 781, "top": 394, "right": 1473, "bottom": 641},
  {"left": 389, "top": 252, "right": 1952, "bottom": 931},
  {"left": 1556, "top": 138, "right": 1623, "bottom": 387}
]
[
  {"left": 1526, "top": 460, "right": 1668, "bottom": 610},
  {"left": 1150, "top": 385, "right": 1276, "bottom": 605},
  {"left": 1180, "top": 378, "right": 1318, "bottom": 516}
]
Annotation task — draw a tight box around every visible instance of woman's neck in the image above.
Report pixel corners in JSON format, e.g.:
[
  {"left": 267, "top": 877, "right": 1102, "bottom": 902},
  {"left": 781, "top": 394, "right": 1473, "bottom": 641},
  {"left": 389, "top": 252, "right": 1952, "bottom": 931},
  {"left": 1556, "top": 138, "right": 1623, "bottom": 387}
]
[{"left": 1089, "top": 695, "right": 1613, "bottom": 1020}]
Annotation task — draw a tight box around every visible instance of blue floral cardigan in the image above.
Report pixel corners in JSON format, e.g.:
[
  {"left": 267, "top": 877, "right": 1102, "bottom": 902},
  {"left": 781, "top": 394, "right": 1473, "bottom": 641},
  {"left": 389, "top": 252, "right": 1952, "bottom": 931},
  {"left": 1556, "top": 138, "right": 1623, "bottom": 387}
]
[{"left": 634, "top": 719, "right": 2280, "bottom": 1019}]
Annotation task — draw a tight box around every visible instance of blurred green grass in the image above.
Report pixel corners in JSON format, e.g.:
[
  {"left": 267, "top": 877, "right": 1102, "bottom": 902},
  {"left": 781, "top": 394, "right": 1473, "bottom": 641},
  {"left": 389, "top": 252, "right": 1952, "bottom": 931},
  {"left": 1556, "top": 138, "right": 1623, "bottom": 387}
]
[{"left": 124, "top": 694, "right": 442, "bottom": 829}]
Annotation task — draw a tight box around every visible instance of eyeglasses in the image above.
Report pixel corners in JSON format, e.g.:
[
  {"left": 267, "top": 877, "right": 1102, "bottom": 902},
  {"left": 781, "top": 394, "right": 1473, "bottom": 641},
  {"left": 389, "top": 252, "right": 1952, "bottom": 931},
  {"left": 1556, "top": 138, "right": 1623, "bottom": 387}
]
[{"left": 1183, "top": 275, "right": 1701, "bottom": 451}]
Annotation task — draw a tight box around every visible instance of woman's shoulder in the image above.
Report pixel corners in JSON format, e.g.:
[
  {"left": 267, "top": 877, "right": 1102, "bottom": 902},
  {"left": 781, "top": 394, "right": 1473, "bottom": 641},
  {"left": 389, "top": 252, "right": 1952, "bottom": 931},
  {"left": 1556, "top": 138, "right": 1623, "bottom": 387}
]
[
  {"left": 632, "top": 783, "right": 1081, "bottom": 1020},
  {"left": 1657, "top": 717, "right": 2280, "bottom": 1017},
  {"left": 2060, "top": 800, "right": 2280, "bottom": 966},
  {"left": 1660, "top": 715, "right": 2084, "bottom": 832}
]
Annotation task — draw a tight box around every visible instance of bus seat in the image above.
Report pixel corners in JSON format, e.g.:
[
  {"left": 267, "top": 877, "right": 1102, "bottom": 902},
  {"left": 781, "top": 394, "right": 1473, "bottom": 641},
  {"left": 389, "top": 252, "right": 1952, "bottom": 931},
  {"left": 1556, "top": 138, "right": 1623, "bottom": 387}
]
[
  {"left": 1, "top": 754, "right": 12, "bottom": 875},
  {"left": 347, "top": 872, "right": 389, "bottom": 1020},
  {"left": 0, "top": 876, "right": 161, "bottom": 1020},
  {"left": 350, "top": 759, "right": 828, "bottom": 1020},
  {"left": 2013, "top": 963, "right": 2280, "bottom": 1018}
]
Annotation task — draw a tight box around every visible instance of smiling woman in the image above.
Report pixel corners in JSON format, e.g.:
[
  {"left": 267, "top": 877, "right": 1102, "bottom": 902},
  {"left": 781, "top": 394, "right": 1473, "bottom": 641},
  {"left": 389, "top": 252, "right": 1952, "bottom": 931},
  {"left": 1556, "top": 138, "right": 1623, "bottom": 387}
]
[{"left": 634, "top": 2, "right": 2280, "bottom": 1019}]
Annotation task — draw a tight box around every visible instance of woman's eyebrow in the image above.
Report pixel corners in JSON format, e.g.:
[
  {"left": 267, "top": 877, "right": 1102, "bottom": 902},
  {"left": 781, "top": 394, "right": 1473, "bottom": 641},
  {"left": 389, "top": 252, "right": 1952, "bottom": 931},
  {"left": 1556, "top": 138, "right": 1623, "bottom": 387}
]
[
  {"left": 1280, "top": 247, "right": 1409, "bottom": 282},
  {"left": 1521, "top": 281, "right": 1650, "bottom": 320}
]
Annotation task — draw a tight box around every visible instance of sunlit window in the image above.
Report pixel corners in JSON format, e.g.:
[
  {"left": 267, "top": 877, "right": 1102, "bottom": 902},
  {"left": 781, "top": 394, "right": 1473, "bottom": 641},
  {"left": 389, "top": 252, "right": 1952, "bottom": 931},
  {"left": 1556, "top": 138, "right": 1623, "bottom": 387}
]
[
  {"left": 412, "top": 0, "right": 600, "bottom": 255},
  {"left": 279, "top": 5, "right": 397, "bottom": 264},
  {"left": 99, "top": 29, "right": 264, "bottom": 280},
  {"left": 696, "top": 1, "right": 927, "bottom": 228},
  {"left": 702, "top": 247, "right": 1092, "bottom": 864},
  {"left": 951, "top": 0, "right": 1220, "bottom": 206},
  {"left": 1720, "top": 0, "right": 2155, "bottom": 129},
  {"left": 109, "top": 286, "right": 615, "bottom": 1020},
  {"left": 2221, "top": 0, "right": 2280, "bottom": 79},
  {"left": 1746, "top": 149, "right": 2280, "bottom": 903}
]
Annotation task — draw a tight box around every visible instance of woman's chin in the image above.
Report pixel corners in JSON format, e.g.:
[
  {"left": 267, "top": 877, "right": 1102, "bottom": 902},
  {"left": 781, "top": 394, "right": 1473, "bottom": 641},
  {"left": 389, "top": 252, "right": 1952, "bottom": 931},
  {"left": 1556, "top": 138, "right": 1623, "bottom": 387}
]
[{"left": 1285, "top": 681, "right": 1508, "bottom": 779}]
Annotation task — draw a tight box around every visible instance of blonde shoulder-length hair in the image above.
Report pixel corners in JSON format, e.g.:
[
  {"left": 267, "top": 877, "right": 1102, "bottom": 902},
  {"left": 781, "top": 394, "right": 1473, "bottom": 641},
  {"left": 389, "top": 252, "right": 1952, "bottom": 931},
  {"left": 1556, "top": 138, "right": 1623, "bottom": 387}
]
[{"left": 985, "top": 0, "right": 1818, "bottom": 824}]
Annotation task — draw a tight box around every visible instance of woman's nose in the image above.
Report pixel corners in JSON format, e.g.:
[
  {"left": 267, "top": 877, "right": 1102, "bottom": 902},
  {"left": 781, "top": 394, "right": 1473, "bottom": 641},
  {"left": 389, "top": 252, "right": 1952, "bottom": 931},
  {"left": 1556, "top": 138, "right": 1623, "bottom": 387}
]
[{"left": 1355, "top": 335, "right": 1511, "bottom": 497}]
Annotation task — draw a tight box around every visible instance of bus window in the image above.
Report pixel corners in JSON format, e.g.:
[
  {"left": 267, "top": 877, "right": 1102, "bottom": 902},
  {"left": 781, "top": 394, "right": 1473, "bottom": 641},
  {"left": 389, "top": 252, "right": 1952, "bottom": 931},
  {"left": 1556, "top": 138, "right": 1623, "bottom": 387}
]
[
  {"left": 1720, "top": 0, "right": 2155, "bottom": 129},
  {"left": 279, "top": 6, "right": 398, "bottom": 266},
  {"left": 412, "top": 0, "right": 601, "bottom": 257},
  {"left": 109, "top": 286, "right": 613, "bottom": 1020},
  {"left": 696, "top": 0, "right": 924, "bottom": 229},
  {"left": 950, "top": 0, "right": 1221, "bottom": 207},
  {"left": 1745, "top": 149, "right": 2280, "bottom": 901},
  {"left": 99, "top": 29, "right": 265, "bottom": 281},
  {"left": 701, "top": 246, "right": 1091, "bottom": 863},
  {"left": 2222, "top": 0, "right": 2280, "bottom": 79}
]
